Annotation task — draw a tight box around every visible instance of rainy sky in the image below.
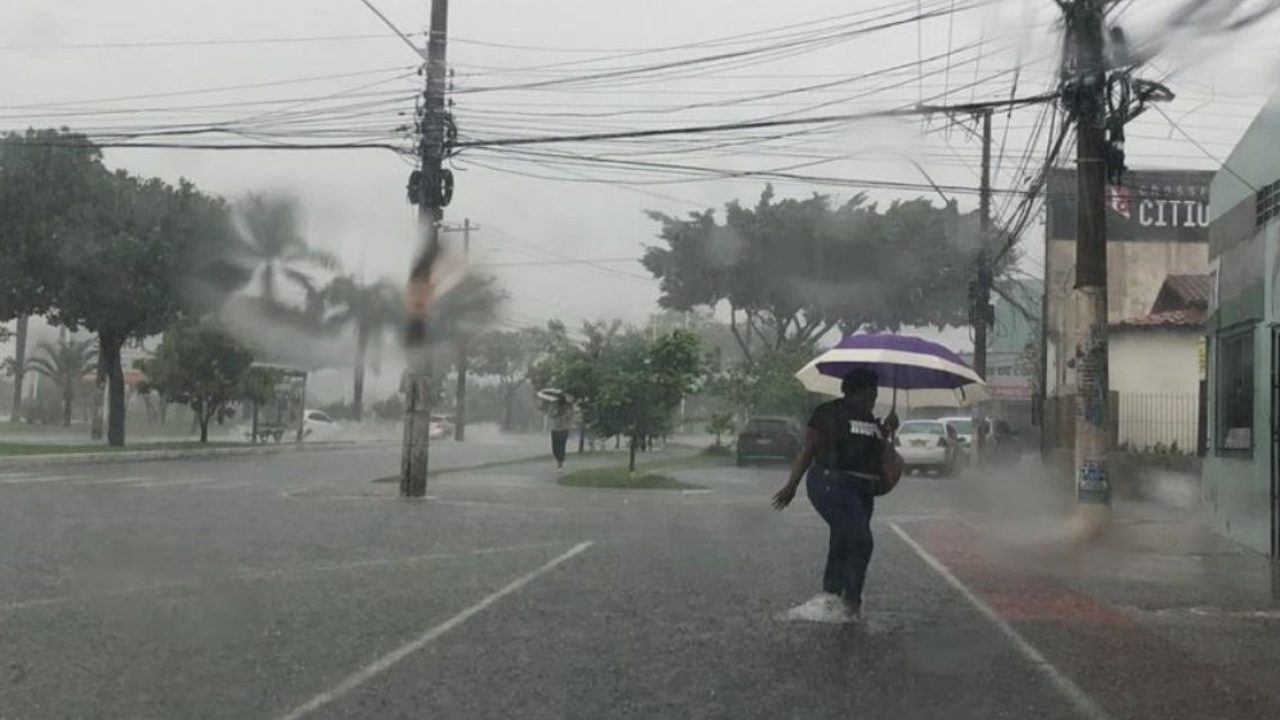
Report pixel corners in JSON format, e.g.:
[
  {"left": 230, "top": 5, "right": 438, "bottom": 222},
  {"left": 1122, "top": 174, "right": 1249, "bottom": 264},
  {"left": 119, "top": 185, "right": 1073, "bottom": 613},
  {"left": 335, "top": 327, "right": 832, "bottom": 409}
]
[{"left": 4, "top": 0, "right": 1279, "bottom": 341}]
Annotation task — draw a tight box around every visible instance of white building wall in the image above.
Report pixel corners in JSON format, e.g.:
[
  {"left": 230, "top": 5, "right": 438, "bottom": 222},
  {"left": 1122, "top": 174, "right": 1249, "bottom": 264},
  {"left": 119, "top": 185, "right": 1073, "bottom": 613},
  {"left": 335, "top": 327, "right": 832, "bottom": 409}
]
[{"left": 1110, "top": 329, "right": 1202, "bottom": 451}]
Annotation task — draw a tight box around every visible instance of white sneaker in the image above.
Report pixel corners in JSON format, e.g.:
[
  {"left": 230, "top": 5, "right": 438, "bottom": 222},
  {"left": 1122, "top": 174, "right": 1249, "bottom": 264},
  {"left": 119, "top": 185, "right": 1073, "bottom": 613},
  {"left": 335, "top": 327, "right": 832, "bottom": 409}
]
[{"left": 779, "top": 593, "right": 857, "bottom": 624}]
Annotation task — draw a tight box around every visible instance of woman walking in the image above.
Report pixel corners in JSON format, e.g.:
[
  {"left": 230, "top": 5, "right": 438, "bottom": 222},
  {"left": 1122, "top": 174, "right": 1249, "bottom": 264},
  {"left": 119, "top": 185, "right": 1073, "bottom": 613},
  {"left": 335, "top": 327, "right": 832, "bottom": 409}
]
[
  {"left": 772, "top": 368, "right": 898, "bottom": 621},
  {"left": 546, "top": 395, "right": 574, "bottom": 473}
]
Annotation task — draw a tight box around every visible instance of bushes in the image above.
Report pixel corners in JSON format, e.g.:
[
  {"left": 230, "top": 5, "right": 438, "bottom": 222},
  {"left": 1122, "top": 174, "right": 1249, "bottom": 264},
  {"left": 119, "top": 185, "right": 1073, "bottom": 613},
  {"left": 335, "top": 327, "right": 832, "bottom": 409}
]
[
  {"left": 370, "top": 394, "right": 405, "bottom": 422},
  {"left": 21, "top": 393, "right": 63, "bottom": 425}
]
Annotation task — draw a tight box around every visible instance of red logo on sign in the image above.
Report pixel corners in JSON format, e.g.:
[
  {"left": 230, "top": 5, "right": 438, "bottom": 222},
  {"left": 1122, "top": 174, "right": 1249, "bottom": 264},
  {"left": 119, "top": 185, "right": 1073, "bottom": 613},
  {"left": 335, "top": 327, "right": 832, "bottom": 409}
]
[{"left": 1108, "top": 185, "right": 1133, "bottom": 220}]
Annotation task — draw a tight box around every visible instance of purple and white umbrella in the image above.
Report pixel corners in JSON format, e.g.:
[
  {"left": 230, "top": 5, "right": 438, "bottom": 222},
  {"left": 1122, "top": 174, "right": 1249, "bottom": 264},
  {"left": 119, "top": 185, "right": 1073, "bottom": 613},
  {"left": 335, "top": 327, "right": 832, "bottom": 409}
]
[{"left": 795, "top": 333, "right": 988, "bottom": 409}]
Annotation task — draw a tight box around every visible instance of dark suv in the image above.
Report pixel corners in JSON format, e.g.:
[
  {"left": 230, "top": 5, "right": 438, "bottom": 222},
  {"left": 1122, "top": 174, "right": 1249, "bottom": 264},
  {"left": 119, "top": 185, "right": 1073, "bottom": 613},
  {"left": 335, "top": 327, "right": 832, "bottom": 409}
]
[{"left": 736, "top": 417, "right": 803, "bottom": 466}]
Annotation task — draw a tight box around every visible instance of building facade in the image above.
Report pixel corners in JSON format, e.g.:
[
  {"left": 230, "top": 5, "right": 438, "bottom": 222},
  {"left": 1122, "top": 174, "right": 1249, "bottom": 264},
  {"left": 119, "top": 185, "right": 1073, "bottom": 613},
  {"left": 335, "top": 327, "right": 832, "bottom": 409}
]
[
  {"left": 1044, "top": 168, "right": 1214, "bottom": 396},
  {"left": 1205, "top": 96, "right": 1280, "bottom": 557}
]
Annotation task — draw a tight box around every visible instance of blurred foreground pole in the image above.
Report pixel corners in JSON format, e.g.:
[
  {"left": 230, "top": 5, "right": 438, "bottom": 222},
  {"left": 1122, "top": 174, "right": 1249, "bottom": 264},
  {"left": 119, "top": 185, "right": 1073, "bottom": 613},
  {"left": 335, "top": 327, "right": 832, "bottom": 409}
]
[
  {"left": 1065, "top": 0, "right": 1112, "bottom": 517},
  {"left": 401, "top": 0, "right": 450, "bottom": 498}
]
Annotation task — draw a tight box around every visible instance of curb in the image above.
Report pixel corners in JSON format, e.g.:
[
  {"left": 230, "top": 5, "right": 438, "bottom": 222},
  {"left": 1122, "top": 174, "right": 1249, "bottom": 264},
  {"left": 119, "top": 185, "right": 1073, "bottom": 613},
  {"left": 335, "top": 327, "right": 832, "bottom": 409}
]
[{"left": 0, "top": 439, "right": 399, "bottom": 469}]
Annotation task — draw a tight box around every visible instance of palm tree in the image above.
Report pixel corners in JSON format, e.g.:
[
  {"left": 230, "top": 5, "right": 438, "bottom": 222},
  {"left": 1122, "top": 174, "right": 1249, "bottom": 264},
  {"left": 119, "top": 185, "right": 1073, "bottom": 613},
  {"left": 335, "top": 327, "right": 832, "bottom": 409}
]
[
  {"left": 232, "top": 193, "right": 338, "bottom": 303},
  {"left": 24, "top": 338, "right": 97, "bottom": 427},
  {"left": 326, "top": 275, "right": 402, "bottom": 421}
]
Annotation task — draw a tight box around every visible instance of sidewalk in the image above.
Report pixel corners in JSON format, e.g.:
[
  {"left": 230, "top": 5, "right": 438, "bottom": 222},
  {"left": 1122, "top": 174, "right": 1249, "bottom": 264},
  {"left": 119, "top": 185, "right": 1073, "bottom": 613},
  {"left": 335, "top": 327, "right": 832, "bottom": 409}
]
[{"left": 894, "top": 495, "right": 1280, "bottom": 720}]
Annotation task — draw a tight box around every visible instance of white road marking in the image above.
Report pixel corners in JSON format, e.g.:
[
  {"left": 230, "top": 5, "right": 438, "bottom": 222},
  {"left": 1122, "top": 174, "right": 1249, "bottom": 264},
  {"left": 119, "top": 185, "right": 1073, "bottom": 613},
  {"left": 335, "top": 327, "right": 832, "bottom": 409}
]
[
  {"left": 1, "top": 541, "right": 569, "bottom": 612},
  {"left": 0, "top": 472, "right": 35, "bottom": 479},
  {"left": 889, "top": 522, "right": 1113, "bottom": 720},
  {"left": 0, "top": 475, "right": 85, "bottom": 485},
  {"left": 64, "top": 476, "right": 155, "bottom": 486},
  {"left": 126, "top": 477, "right": 219, "bottom": 489},
  {"left": 276, "top": 540, "right": 593, "bottom": 720}
]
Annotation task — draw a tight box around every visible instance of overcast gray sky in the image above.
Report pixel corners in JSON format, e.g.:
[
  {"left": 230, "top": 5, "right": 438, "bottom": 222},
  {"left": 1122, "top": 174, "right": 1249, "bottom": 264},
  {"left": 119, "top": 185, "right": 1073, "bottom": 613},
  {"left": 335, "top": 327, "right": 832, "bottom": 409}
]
[{"left": 4, "top": 0, "right": 1279, "bottom": 349}]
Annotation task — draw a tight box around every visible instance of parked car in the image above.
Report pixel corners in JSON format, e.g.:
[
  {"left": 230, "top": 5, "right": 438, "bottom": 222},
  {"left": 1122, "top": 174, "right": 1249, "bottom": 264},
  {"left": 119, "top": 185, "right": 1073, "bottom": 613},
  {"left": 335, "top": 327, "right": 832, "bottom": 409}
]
[
  {"left": 429, "top": 414, "right": 455, "bottom": 440},
  {"left": 895, "top": 419, "right": 960, "bottom": 475},
  {"left": 939, "top": 416, "right": 975, "bottom": 463},
  {"left": 736, "top": 416, "right": 802, "bottom": 466},
  {"left": 984, "top": 419, "right": 1023, "bottom": 464},
  {"left": 302, "top": 409, "right": 340, "bottom": 440}
]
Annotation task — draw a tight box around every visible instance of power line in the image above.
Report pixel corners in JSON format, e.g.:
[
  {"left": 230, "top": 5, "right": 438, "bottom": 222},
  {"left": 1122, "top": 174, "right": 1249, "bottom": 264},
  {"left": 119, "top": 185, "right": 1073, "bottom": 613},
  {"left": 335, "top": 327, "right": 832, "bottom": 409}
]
[
  {"left": 455, "top": 93, "right": 1060, "bottom": 149},
  {"left": 454, "top": 0, "right": 984, "bottom": 95},
  {"left": 353, "top": 0, "right": 428, "bottom": 62}
]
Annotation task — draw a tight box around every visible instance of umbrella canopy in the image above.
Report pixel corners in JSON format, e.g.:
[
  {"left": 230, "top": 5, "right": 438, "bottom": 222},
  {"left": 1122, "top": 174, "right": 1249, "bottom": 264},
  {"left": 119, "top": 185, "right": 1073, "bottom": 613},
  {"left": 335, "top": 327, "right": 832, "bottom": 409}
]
[{"left": 796, "top": 334, "right": 988, "bottom": 408}]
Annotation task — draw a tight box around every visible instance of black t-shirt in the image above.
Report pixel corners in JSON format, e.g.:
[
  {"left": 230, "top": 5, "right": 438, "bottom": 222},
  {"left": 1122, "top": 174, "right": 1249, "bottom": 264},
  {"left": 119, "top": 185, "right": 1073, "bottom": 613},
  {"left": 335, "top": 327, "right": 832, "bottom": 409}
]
[{"left": 808, "top": 400, "right": 884, "bottom": 475}]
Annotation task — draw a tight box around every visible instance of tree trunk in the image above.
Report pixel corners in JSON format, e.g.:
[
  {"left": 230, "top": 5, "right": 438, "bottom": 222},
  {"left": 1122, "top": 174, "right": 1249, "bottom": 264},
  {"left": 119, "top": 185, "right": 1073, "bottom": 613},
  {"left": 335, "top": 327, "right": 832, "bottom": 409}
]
[
  {"left": 62, "top": 389, "right": 73, "bottom": 427},
  {"left": 101, "top": 335, "right": 126, "bottom": 447},
  {"left": 198, "top": 401, "right": 210, "bottom": 443},
  {"left": 578, "top": 421, "right": 586, "bottom": 453},
  {"left": 502, "top": 386, "right": 515, "bottom": 432},
  {"left": 9, "top": 314, "right": 28, "bottom": 422},
  {"left": 91, "top": 354, "right": 105, "bottom": 440},
  {"left": 628, "top": 435, "right": 637, "bottom": 473},
  {"left": 352, "top": 326, "right": 369, "bottom": 421}
]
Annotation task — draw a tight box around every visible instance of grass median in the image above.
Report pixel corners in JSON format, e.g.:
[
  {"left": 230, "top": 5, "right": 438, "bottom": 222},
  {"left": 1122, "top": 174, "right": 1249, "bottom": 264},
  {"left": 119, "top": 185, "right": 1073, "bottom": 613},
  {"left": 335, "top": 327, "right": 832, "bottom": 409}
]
[
  {"left": 557, "top": 448, "right": 734, "bottom": 490},
  {"left": 0, "top": 440, "right": 261, "bottom": 457}
]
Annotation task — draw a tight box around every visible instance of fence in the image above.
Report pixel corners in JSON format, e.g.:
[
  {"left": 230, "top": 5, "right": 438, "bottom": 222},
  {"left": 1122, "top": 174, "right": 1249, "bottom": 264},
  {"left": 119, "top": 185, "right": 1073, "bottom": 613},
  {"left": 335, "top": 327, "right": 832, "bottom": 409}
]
[
  {"left": 1040, "top": 391, "right": 1202, "bottom": 455},
  {"left": 1117, "top": 392, "right": 1199, "bottom": 454}
]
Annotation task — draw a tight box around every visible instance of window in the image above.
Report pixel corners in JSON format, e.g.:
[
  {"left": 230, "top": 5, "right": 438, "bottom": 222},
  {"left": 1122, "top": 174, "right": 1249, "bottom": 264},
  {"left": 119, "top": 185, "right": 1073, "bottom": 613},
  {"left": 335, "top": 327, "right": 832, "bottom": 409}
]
[
  {"left": 1258, "top": 179, "right": 1280, "bottom": 226},
  {"left": 900, "top": 421, "right": 944, "bottom": 436},
  {"left": 1216, "top": 329, "right": 1254, "bottom": 453}
]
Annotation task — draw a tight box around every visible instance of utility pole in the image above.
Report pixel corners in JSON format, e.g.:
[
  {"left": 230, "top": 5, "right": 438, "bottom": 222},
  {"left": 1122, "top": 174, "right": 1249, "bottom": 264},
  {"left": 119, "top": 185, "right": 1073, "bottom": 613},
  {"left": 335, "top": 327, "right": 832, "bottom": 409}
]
[
  {"left": 973, "top": 108, "right": 993, "bottom": 381},
  {"left": 440, "top": 218, "right": 475, "bottom": 441},
  {"left": 401, "top": 0, "right": 451, "bottom": 498},
  {"left": 1065, "top": 0, "right": 1112, "bottom": 514},
  {"left": 965, "top": 108, "right": 993, "bottom": 461}
]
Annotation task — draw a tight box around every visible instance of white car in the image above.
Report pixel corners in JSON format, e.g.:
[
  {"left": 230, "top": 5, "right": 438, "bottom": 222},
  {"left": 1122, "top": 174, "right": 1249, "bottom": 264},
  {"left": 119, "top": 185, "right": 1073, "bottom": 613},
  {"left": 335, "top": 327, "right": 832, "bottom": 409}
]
[
  {"left": 303, "top": 409, "right": 341, "bottom": 440},
  {"left": 428, "top": 414, "right": 455, "bottom": 440},
  {"left": 895, "top": 419, "right": 959, "bottom": 475}
]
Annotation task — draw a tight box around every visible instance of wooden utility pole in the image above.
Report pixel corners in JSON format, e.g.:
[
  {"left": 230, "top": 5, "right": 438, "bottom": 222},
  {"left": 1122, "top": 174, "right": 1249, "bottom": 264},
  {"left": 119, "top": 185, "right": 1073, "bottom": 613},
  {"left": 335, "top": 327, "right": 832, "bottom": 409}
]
[
  {"left": 401, "top": 0, "right": 450, "bottom": 498},
  {"left": 1066, "top": 0, "right": 1112, "bottom": 511}
]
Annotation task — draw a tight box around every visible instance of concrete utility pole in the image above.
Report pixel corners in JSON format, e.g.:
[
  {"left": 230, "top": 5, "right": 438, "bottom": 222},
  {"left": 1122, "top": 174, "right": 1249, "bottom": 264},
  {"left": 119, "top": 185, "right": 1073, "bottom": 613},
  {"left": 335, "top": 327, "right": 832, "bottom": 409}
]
[
  {"left": 401, "top": 0, "right": 451, "bottom": 498},
  {"left": 441, "top": 218, "right": 475, "bottom": 441},
  {"left": 973, "top": 108, "right": 994, "bottom": 460},
  {"left": 1065, "top": 0, "right": 1112, "bottom": 514},
  {"left": 973, "top": 108, "right": 993, "bottom": 381}
]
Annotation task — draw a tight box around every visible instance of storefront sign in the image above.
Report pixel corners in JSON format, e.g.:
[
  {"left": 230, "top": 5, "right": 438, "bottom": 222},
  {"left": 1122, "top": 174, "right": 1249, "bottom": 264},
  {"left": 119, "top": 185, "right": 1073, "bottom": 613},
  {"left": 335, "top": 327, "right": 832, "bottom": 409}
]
[{"left": 1047, "top": 169, "right": 1215, "bottom": 243}]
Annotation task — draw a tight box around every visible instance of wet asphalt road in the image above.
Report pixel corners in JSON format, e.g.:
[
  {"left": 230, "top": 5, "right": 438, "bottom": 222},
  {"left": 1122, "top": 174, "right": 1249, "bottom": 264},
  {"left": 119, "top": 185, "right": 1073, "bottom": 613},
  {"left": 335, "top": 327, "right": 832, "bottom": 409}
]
[{"left": 1, "top": 445, "right": 1276, "bottom": 719}]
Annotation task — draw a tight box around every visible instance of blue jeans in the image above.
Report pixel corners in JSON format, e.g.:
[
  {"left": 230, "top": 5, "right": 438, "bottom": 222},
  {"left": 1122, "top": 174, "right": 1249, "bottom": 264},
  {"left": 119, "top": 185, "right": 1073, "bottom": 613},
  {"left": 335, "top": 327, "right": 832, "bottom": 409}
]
[{"left": 806, "top": 467, "right": 875, "bottom": 603}]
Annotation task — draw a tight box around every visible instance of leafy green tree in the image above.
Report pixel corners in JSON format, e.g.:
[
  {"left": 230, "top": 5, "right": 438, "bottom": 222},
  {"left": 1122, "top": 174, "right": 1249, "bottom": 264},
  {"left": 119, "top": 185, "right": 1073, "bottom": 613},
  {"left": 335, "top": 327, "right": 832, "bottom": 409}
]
[
  {"left": 0, "top": 130, "right": 105, "bottom": 421},
  {"left": 707, "top": 411, "right": 735, "bottom": 447},
  {"left": 23, "top": 338, "right": 97, "bottom": 427},
  {"left": 587, "top": 330, "right": 703, "bottom": 472},
  {"left": 47, "top": 173, "right": 240, "bottom": 446},
  {"left": 325, "top": 275, "right": 402, "bottom": 420},
  {"left": 472, "top": 327, "right": 550, "bottom": 431},
  {"left": 644, "top": 186, "right": 1005, "bottom": 360},
  {"left": 708, "top": 345, "right": 819, "bottom": 424},
  {"left": 137, "top": 319, "right": 255, "bottom": 443}
]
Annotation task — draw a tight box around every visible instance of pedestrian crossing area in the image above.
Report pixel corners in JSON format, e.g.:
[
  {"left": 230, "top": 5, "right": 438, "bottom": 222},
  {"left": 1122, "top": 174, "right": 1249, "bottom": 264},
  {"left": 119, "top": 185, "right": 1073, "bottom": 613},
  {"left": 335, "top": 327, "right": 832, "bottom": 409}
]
[{"left": 0, "top": 471, "right": 242, "bottom": 490}]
